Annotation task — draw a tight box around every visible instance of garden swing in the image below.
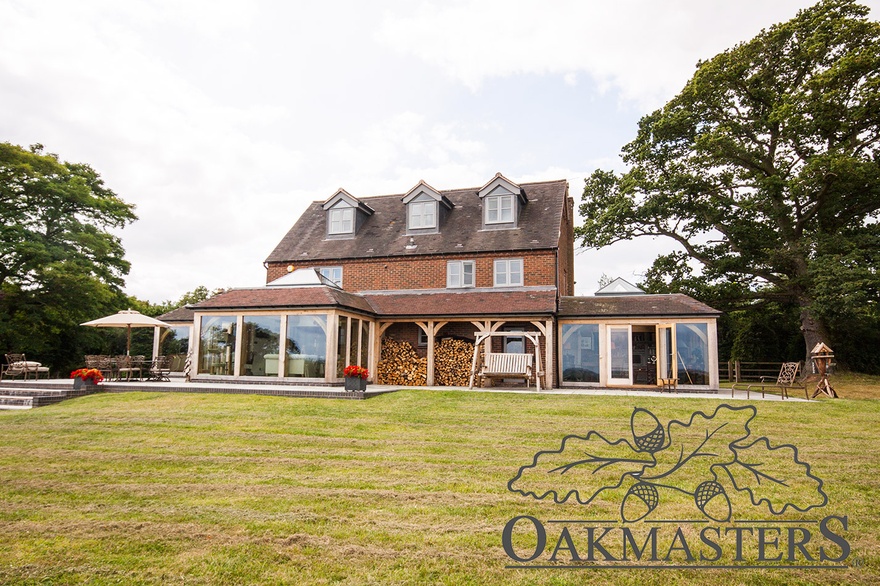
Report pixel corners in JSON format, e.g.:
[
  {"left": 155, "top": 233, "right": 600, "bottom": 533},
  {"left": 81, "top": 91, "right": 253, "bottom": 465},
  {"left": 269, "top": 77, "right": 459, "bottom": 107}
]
[{"left": 468, "top": 331, "right": 543, "bottom": 391}]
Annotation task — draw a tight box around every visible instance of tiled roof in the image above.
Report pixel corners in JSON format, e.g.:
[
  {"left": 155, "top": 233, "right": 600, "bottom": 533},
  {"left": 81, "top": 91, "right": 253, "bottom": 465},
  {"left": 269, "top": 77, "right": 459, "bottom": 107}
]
[
  {"left": 265, "top": 179, "right": 569, "bottom": 264},
  {"left": 189, "top": 286, "right": 375, "bottom": 315},
  {"left": 558, "top": 294, "right": 721, "bottom": 318},
  {"left": 187, "top": 285, "right": 558, "bottom": 318},
  {"left": 362, "top": 287, "right": 557, "bottom": 318},
  {"left": 157, "top": 306, "right": 195, "bottom": 323}
]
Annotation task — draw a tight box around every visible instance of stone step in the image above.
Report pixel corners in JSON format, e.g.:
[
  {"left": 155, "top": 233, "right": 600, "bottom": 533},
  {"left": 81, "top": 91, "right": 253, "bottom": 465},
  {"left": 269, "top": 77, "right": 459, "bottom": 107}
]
[
  {"left": 0, "top": 386, "right": 71, "bottom": 397},
  {"left": 0, "top": 395, "right": 33, "bottom": 409},
  {"left": 0, "top": 382, "right": 103, "bottom": 408}
]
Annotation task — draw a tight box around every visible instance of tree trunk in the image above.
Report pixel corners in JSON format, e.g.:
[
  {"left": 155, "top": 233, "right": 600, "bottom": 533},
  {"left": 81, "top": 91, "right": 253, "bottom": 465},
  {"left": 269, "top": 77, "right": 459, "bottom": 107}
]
[{"left": 798, "top": 303, "right": 831, "bottom": 365}]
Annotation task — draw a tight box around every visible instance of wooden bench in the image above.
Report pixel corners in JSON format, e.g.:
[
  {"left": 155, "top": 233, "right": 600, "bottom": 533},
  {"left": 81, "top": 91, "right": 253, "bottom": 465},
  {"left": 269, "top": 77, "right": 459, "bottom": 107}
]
[
  {"left": 480, "top": 353, "right": 534, "bottom": 389},
  {"left": 731, "top": 361, "right": 807, "bottom": 400}
]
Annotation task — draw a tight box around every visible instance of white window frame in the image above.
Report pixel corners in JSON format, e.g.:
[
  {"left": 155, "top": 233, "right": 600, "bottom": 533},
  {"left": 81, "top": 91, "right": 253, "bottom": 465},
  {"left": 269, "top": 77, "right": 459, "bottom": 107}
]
[
  {"left": 494, "top": 258, "right": 523, "bottom": 287},
  {"left": 447, "top": 260, "right": 475, "bottom": 289},
  {"left": 319, "top": 266, "right": 343, "bottom": 286},
  {"left": 328, "top": 205, "right": 354, "bottom": 235},
  {"left": 409, "top": 200, "right": 437, "bottom": 230},
  {"left": 486, "top": 194, "right": 514, "bottom": 224},
  {"left": 504, "top": 328, "right": 525, "bottom": 354}
]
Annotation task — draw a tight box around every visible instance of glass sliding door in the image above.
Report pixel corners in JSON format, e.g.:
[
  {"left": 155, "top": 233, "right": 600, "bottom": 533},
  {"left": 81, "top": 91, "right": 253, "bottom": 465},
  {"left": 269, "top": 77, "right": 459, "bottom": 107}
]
[
  {"left": 607, "top": 326, "right": 632, "bottom": 385},
  {"left": 676, "top": 323, "right": 709, "bottom": 386},
  {"left": 561, "top": 323, "right": 599, "bottom": 383},
  {"left": 656, "top": 324, "right": 676, "bottom": 383},
  {"left": 198, "top": 316, "right": 236, "bottom": 375},
  {"left": 286, "top": 315, "right": 327, "bottom": 378},
  {"left": 241, "top": 316, "right": 281, "bottom": 376}
]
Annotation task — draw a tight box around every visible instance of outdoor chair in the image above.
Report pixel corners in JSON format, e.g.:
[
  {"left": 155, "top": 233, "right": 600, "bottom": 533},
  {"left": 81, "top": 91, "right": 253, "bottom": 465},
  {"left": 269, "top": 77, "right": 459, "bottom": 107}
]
[
  {"left": 116, "top": 355, "right": 145, "bottom": 381},
  {"left": 2, "top": 353, "right": 49, "bottom": 381},
  {"left": 731, "top": 361, "right": 807, "bottom": 400},
  {"left": 93, "top": 355, "right": 114, "bottom": 380},
  {"left": 147, "top": 356, "right": 171, "bottom": 381}
]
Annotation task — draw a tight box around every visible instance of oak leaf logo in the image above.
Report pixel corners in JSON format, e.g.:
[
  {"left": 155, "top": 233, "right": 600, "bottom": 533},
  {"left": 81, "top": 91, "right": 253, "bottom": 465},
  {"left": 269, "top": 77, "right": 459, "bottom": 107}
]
[{"left": 508, "top": 404, "right": 827, "bottom": 522}]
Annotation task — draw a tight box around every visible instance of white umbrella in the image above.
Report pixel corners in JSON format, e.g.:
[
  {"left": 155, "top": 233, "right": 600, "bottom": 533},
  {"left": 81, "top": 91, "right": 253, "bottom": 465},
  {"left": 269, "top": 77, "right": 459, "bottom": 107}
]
[{"left": 81, "top": 309, "right": 171, "bottom": 355}]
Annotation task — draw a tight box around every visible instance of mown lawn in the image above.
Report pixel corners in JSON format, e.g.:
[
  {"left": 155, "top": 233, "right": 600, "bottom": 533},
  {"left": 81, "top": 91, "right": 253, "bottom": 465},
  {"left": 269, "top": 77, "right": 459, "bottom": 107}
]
[{"left": 0, "top": 379, "right": 878, "bottom": 585}]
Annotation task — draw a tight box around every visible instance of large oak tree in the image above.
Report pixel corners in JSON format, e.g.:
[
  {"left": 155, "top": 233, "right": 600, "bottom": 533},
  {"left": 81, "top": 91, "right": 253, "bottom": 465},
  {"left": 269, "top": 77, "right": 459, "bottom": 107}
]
[
  {"left": 577, "top": 0, "right": 880, "bottom": 364},
  {"left": 0, "top": 142, "right": 137, "bottom": 371}
]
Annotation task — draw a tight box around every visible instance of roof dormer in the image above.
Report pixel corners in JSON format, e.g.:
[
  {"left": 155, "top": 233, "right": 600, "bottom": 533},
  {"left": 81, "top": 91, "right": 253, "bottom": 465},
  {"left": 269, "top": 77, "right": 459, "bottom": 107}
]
[
  {"left": 401, "top": 180, "right": 453, "bottom": 234},
  {"left": 322, "top": 189, "right": 374, "bottom": 238},
  {"left": 478, "top": 173, "right": 527, "bottom": 229}
]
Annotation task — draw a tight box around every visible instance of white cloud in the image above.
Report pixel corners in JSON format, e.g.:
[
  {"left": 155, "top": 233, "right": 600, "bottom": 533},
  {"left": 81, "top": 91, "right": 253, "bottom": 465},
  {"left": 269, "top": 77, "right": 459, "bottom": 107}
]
[
  {"left": 323, "top": 112, "right": 491, "bottom": 194},
  {"left": 3, "top": 0, "right": 876, "bottom": 302},
  {"left": 377, "top": 0, "right": 880, "bottom": 109}
]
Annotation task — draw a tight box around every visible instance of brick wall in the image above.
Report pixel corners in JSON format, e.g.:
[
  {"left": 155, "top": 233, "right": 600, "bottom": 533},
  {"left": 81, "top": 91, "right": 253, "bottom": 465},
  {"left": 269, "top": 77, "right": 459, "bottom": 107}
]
[
  {"left": 382, "top": 322, "right": 477, "bottom": 359},
  {"left": 384, "top": 323, "right": 424, "bottom": 357},
  {"left": 267, "top": 249, "right": 560, "bottom": 292},
  {"left": 556, "top": 194, "right": 575, "bottom": 297},
  {"left": 382, "top": 321, "right": 541, "bottom": 359}
]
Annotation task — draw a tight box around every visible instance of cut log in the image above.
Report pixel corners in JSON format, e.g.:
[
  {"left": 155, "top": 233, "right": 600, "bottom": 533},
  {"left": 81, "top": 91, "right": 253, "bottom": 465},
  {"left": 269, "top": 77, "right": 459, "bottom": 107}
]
[
  {"left": 434, "top": 338, "right": 475, "bottom": 386},
  {"left": 378, "top": 337, "right": 474, "bottom": 386},
  {"left": 377, "top": 338, "right": 427, "bottom": 385}
]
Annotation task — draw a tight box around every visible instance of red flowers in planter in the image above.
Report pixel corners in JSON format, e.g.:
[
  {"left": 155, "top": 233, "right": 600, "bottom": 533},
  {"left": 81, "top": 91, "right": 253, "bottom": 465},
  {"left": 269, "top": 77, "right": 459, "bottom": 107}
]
[
  {"left": 70, "top": 368, "right": 104, "bottom": 384},
  {"left": 343, "top": 365, "right": 369, "bottom": 379}
]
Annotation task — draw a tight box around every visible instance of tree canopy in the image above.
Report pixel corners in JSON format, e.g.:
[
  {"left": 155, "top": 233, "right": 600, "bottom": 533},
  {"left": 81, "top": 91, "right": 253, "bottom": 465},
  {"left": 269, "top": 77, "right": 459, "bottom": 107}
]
[
  {"left": 577, "top": 0, "right": 880, "bottom": 368},
  {"left": 0, "top": 142, "right": 137, "bottom": 371}
]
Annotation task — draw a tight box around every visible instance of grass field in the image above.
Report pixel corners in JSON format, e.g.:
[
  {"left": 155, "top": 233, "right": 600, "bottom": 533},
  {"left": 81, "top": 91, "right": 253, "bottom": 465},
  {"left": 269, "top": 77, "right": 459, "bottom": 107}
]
[{"left": 1, "top": 376, "right": 878, "bottom": 585}]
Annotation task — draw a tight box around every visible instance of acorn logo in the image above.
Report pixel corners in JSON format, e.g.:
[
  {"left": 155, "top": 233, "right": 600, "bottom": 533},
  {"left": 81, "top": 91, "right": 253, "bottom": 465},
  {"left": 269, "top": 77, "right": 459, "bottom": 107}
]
[
  {"left": 631, "top": 408, "right": 664, "bottom": 453},
  {"left": 621, "top": 482, "right": 659, "bottom": 522},
  {"left": 508, "top": 404, "right": 828, "bottom": 522},
  {"left": 694, "top": 480, "right": 731, "bottom": 522}
]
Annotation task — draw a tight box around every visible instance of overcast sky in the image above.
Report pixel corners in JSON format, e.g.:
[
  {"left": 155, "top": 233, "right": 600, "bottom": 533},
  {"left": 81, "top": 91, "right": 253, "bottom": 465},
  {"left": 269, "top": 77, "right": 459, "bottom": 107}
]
[{"left": 3, "top": 0, "right": 878, "bottom": 302}]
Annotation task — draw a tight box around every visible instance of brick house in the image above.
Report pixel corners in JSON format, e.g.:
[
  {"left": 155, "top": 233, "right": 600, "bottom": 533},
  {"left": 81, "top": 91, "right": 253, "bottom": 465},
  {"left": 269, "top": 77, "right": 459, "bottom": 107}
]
[{"left": 180, "top": 173, "right": 720, "bottom": 389}]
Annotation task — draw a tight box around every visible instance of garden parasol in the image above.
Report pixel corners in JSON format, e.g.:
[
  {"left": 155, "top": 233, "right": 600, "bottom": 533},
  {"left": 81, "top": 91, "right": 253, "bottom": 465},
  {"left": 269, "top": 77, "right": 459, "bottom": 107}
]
[{"left": 81, "top": 309, "right": 171, "bottom": 355}]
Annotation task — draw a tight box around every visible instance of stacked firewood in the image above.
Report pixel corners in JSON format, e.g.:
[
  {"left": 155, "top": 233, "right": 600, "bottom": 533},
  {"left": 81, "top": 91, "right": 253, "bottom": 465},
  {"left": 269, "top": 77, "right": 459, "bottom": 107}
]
[
  {"left": 434, "top": 338, "right": 476, "bottom": 386},
  {"left": 377, "top": 338, "right": 427, "bottom": 385}
]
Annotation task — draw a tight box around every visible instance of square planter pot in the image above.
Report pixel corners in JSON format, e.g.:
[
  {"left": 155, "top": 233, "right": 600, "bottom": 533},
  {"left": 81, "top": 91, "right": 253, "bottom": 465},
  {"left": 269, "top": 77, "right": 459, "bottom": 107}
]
[
  {"left": 73, "top": 378, "right": 98, "bottom": 390},
  {"left": 344, "top": 376, "right": 367, "bottom": 392}
]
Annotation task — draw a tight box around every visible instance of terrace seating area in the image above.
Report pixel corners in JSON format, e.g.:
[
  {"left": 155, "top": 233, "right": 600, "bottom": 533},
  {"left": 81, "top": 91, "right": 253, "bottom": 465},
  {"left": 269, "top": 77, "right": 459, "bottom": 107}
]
[
  {"left": 84, "top": 355, "right": 171, "bottom": 382},
  {"left": 2, "top": 353, "right": 49, "bottom": 381}
]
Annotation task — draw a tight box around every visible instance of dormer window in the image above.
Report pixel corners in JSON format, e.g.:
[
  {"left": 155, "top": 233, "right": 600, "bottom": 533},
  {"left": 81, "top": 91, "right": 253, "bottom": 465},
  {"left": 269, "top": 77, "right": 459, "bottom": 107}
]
[
  {"left": 485, "top": 191, "right": 514, "bottom": 224},
  {"left": 328, "top": 204, "right": 353, "bottom": 235},
  {"left": 402, "top": 180, "right": 453, "bottom": 234},
  {"left": 478, "top": 173, "right": 527, "bottom": 229},
  {"left": 322, "top": 189, "right": 374, "bottom": 238},
  {"left": 408, "top": 199, "right": 437, "bottom": 229}
]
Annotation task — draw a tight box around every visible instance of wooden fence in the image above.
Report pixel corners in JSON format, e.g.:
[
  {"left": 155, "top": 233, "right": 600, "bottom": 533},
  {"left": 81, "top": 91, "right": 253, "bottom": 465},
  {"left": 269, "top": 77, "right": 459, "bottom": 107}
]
[{"left": 718, "top": 361, "right": 784, "bottom": 383}]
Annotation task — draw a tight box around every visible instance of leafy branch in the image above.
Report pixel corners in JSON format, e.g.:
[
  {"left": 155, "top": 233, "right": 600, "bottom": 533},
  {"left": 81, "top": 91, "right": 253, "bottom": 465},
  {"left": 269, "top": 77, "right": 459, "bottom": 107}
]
[
  {"left": 549, "top": 454, "right": 655, "bottom": 476},
  {"left": 510, "top": 404, "right": 828, "bottom": 520}
]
